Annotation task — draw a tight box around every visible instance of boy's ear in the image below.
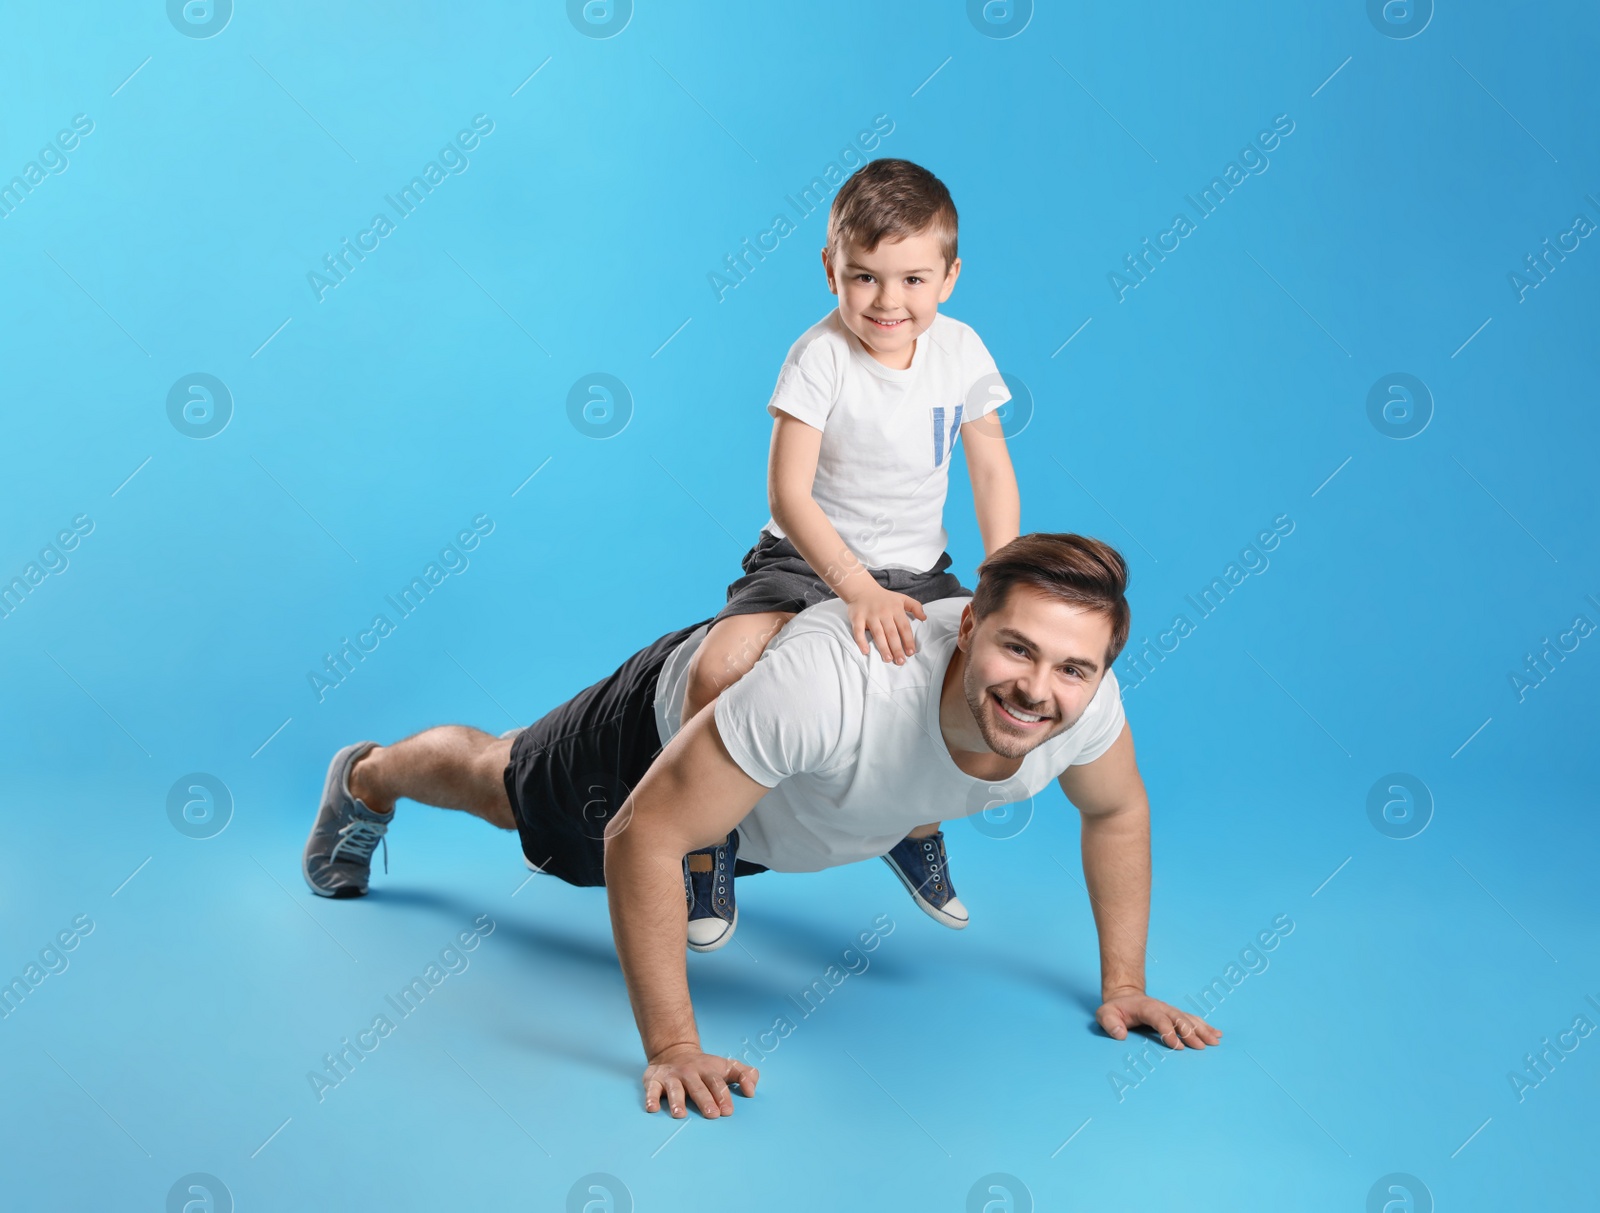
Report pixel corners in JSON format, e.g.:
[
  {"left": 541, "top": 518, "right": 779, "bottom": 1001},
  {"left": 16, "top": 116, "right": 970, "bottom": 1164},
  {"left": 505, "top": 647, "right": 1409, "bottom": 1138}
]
[
  {"left": 820, "top": 246, "right": 838, "bottom": 294},
  {"left": 938, "top": 256, "right": 962, "bottom": 302}
]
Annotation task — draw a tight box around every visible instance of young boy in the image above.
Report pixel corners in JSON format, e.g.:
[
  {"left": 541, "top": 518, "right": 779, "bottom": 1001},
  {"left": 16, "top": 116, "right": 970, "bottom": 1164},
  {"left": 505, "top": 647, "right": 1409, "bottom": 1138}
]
[{"left": 680, "top": 158, "right": 1021, "bottom": 951}]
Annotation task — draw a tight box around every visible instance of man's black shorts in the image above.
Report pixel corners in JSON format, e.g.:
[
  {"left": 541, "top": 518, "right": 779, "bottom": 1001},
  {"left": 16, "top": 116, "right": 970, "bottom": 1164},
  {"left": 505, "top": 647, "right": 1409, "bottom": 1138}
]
[{"left": 501, "top": 618, "right": 769, "bottom": 887}]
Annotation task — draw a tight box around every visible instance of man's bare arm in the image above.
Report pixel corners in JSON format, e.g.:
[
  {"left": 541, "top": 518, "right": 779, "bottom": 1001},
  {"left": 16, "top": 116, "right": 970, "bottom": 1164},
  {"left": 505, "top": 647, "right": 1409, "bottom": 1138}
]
[
  {"left": 1058, "top": 724, "right": 1223, "bottom": 1050},
  {"left": 603, "top": 703, "right": 772, "bottom": 1118}
]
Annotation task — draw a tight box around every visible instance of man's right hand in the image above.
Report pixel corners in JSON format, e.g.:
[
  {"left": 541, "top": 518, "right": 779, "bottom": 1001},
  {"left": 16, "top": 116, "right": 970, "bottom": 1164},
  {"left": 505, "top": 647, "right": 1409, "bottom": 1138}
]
[
  {"left": 845, "top": 584, "right": 926, "bottom": 664},
  {"left": 643, "top": 1045, "right": 759, "bottom": 1118}
]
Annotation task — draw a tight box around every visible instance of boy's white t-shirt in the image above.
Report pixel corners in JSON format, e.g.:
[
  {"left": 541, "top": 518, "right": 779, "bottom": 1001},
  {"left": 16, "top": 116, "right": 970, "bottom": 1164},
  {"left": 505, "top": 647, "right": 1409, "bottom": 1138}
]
[
  {"left": 652, "top": 597, "right": 1126, "bottom": 873},
  {"left": 759, "top": 309, "right": 1012, "bottom": 572}
]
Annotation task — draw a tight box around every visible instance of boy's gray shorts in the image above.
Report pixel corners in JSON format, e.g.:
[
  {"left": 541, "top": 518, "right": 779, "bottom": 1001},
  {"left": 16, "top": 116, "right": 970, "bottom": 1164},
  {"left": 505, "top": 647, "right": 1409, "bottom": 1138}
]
[{"left": 712, "top": 530, "right": 970, "bottom": 623}]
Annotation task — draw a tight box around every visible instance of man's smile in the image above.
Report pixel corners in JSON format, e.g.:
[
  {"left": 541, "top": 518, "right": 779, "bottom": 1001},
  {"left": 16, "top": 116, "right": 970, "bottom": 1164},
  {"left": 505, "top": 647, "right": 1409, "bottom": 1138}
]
[{"left": 991, "top": 691, "right": 1053, "bottom": 728}]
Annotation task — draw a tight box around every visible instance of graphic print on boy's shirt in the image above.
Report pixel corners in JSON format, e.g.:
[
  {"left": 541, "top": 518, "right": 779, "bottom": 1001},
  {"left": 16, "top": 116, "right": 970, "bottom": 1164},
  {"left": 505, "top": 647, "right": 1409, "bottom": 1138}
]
[{"left": 932, "top": 402, "right": 964, "bottom": 468}]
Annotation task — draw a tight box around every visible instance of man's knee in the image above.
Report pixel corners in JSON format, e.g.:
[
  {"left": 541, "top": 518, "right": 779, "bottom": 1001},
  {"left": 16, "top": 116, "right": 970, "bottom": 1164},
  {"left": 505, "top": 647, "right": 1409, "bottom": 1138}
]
[{"left": 476, "top": 737, "right": 517, "bottom": 830}]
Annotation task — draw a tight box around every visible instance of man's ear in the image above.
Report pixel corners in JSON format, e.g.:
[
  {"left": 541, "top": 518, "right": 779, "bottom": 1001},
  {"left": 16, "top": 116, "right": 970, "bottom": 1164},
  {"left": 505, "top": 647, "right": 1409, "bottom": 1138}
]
[{"left": 957, "top": 602, "right": 975, "bottom": 651}]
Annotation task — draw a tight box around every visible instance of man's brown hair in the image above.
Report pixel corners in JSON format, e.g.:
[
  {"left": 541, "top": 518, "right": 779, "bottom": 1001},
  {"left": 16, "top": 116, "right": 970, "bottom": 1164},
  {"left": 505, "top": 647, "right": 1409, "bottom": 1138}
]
[
  {"left": 971, "top": 534, "right": 1132, "bottom": 668},
  {"left": 826, "top": 158, "right": 958, "bottom": 275}
]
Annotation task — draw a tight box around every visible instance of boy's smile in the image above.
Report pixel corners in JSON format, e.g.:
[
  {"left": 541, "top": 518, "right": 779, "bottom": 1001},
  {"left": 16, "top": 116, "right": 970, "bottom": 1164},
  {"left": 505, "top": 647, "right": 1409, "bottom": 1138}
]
[{"left": 822, "top": 230, "right": 961, "bottom": 371}]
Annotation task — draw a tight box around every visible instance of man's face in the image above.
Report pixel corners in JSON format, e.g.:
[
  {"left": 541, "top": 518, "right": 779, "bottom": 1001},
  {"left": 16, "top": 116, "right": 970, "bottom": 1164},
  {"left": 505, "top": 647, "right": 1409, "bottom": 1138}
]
[
  {"left": 957, "top": 587, "right": 1114, "bottom": 761},
  {"left": 821, "top": 231, "right": 959, "bottom": 370}
]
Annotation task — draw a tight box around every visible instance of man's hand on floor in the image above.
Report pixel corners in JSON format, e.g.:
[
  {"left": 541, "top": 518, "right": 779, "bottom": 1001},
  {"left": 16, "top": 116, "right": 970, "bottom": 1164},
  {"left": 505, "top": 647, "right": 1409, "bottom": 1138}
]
[
  {"left": 643, "top": 1046, "right": 759, "bottom": 1118},
  {"left": 1097, "top": 991, "right": 1223, "bottom": 1050}
]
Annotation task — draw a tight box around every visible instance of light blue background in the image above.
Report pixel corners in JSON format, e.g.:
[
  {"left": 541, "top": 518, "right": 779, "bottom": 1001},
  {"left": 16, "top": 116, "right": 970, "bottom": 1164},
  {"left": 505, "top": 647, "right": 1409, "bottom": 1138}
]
[{"left": 1, "top": 2, "right": 1595, "bottom": 1209}]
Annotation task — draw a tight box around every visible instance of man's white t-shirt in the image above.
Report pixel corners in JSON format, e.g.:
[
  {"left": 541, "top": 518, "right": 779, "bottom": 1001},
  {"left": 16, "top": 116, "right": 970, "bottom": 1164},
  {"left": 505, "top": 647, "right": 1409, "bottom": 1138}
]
[
  {"left": 759, "top": 309, "right": 1012, "bottom": 572},
  {"left": 652, "top": 597, "right": 1126, "bottom": 873}
]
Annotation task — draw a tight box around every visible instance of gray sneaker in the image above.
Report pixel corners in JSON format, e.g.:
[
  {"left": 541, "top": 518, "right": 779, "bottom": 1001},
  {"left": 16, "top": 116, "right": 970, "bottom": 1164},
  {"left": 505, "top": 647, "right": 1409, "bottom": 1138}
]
[{"left": 303, "top": 741, "right": 391, "bottom": 898}]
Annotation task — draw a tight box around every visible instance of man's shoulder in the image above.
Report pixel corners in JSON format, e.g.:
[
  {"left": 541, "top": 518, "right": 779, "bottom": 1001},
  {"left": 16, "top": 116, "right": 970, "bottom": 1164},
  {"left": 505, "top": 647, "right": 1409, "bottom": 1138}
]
[
  {"left": 771, "top": 596, "right": 972, "bottom": 663},
  {"left": 766, "top": 599, "right": 859, "bottom": 659},
  {"left": 1037, "top": 666, "right": 1127, "bottom": 773},
  {"left": 915, "top": 595, "right": 974, "bottom": 630}
]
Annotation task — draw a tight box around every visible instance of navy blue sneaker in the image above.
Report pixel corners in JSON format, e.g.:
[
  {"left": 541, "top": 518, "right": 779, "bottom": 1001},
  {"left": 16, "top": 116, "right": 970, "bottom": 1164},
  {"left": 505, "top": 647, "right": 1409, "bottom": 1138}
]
[
  {"left": 882, "top": 831, "right": 969, "bottom": 929},
  {"left": 684, "top": 830, "right": 738, "bottom": 953}
]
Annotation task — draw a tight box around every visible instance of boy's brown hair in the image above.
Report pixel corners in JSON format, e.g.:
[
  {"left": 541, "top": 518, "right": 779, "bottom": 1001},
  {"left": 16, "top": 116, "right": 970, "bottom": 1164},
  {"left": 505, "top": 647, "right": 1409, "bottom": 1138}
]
[
  {"left": 826, "top": 159, "right": 959, "bottom": 275},
  {"left": 972, "top": 534, "right": 1133, "bottom": 668}
]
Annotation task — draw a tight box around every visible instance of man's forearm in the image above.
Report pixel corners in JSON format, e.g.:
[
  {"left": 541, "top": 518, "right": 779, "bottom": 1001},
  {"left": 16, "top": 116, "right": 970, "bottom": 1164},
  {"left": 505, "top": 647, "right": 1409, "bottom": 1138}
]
[
  {"left": 604, "top": 826, "right": 701, "bottom": 1060},
  {"left": 1079, "top": 803, "right": 1152, "bottom": 998},
  {"left": 600, "top": 709, "right": 774, "bottom": 1110}
]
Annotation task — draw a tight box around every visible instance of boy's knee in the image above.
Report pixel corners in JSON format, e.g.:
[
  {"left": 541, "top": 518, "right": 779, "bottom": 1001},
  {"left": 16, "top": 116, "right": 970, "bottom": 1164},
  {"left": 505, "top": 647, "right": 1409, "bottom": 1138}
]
[
  {"left": 686, "top": 625, "right": 751, "bottom": 708},
  {"left": 685, "top": 644, "right": 720, "bottom": 694},
  {"left": 684, "top": 673, "right": 715, "bottom": 716},
  {"left": 709, "top": 627, "right": 764, "bottom": 682},
  {"left": 689, "top": 612, "right": 794, "bottom": 702}
]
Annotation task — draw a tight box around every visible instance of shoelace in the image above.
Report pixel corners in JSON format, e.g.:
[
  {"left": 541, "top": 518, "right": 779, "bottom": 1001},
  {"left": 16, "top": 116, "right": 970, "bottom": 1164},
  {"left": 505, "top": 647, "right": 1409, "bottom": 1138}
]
[{"left": 330, "top": 818, "right": 389, "bottom": 874}]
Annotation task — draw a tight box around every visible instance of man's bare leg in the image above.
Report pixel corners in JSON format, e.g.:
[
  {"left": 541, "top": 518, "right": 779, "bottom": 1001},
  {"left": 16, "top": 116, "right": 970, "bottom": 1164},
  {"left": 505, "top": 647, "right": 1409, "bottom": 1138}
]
[{"left": 348, "top": 725, "right": 516, "bottom": 830}]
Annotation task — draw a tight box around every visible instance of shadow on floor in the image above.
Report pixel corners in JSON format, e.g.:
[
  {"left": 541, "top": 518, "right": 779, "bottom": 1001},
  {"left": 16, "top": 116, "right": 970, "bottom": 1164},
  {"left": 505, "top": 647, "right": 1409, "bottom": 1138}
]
[{"left": 367, "top": 881, "right": 875, "bottom": 1073}]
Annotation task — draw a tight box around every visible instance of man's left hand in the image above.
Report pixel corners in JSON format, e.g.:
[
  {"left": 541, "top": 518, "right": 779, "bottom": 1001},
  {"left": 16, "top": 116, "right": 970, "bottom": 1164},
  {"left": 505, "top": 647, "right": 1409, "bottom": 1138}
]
[{"left": 1096, "top": 992, "right": 1222, "bottom": 1050}]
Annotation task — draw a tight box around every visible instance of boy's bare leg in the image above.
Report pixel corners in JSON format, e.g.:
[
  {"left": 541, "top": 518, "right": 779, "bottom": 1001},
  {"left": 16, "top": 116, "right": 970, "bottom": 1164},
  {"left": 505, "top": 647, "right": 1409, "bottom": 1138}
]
[
  {"left": 907, "top": 822, "right": 940, "bottom": 838},
  {"left": 348, "top": 725, "right": 516, "bottom": 830},
  {"left": 682, "top": 611, "right": 795, "bottom": 722}
]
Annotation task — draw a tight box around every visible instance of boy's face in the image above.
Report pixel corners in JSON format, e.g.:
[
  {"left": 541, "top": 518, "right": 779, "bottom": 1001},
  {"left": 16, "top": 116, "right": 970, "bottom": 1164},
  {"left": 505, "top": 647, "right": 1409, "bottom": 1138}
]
[{"left": 821, "top": 230, "right": 960, "bottom": 371}]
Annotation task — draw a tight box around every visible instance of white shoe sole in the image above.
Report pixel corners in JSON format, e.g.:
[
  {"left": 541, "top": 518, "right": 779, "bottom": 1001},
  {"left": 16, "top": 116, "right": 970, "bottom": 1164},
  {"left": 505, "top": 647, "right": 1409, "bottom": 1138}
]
[
  {"left": 687, "top": 905, "right": 738, "bottom": 953},
  {"left": 881, "top": 855, "right": 969, "bottom": 929}
]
